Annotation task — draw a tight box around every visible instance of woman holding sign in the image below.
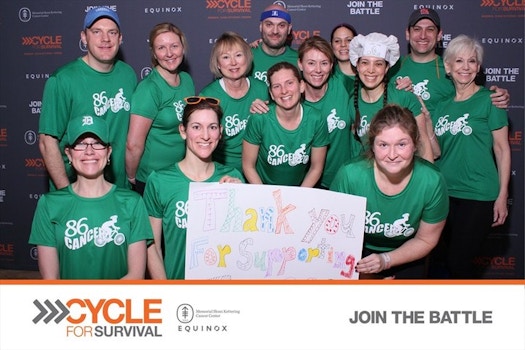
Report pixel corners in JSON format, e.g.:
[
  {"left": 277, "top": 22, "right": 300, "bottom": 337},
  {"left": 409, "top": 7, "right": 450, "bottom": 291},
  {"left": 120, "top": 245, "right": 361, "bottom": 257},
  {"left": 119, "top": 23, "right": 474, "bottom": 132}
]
[
  {"left": 330, "top": 104, "right": 448, "bottom": 279},
  {"left": 143, "top": 97, "right": 243, "bottom": 279}
]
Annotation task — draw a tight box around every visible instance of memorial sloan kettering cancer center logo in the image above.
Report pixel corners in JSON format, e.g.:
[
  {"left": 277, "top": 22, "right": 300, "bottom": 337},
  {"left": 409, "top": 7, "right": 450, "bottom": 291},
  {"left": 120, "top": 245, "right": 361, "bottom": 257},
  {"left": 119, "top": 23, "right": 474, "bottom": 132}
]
[
  {"left": 31, "top": 298, "right": 240, "bottom": 337},
  {"left": 176, "top": 303, "right": 239, "bottom": 333}
]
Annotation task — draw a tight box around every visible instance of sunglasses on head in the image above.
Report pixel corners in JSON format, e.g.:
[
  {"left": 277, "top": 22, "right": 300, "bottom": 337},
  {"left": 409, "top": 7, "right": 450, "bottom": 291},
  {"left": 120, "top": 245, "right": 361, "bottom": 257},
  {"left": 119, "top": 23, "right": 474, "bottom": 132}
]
[{"left": 184, "top": 96, "right": 220, "bottom": 105}]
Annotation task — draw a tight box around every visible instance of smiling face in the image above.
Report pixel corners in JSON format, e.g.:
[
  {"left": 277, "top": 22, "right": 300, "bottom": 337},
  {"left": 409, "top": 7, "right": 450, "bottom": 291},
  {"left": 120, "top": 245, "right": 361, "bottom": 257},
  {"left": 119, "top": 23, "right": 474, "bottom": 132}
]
[
  {"left": 81, "top": 18, "right": 121, "bottom": 70},
  {"left": 66, "top": 136, "right": 111, "bottom": 180},
  {"left": 217, "top": 43, "right": 250, "bottom": 80},
  {"left": 298, "top": 48, "right": 332, "bottom": 89},
  {"left": 406, "top": 18, "right": 442, "bottom": 61},
  {"left": 180, "top": 109, "right": 222, "bottom": 161},
  {"left": 372, "top": 125, "right": 416, "bottom": 178},
  {"left": 356, "top": 56, "right": 388, "bottom": 90},
  {"left": 152, "top": 31, "right": 185, "bottom": 73},
  {"left": 331, "top": 26, "right": 355, "bottom": 63},
  {"left": 268, "top": 67, "right": 304, "bottom": 111},
  {"left": 445, "top": 48, "right": 480, "bottom": 86}
]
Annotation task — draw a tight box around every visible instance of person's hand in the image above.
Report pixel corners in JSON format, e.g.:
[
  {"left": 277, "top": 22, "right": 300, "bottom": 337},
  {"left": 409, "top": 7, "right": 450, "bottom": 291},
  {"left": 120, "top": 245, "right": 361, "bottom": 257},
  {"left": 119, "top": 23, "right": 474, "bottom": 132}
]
[
  {"left": 492, "top": 195, "right": 508, "bottom": 227},
  {"left": 395, "top": 76, "right": 413, "bottom": 92},
  {"left": 219, "top": 175, "right": 242, "bottom": 184},
  {"left": 489, "top": 85, "right": 510, "bottom": 109},
  {"left": 250, "top": 98, "right": 270, "bottom": 114},
  {"left": 417, "top": 96, "right": 431, "bottom": 122},
  {"left": 249, "top": 38, "right": 262, "bottom": 48},
  {"left": 355, "top": 253, "right": 391, "bottom": 274}
]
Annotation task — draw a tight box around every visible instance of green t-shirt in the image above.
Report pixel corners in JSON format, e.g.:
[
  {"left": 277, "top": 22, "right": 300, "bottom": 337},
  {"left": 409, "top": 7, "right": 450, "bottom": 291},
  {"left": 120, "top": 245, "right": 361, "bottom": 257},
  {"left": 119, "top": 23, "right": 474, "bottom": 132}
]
[
  {"left": 243, "top": 104, "right": 329, "bottom": 186},
  {"left": 250, "top": 45, "right": 298, "bottom": 84},
  {"left": 199, "top": 77, "right": 269, "bottom": 173},
  {"left": 351, "top": 85, "right": 422, "bottom": 151},
  {"left": 39, "top": 58, "right": 137, "bottom": 189},
  {"left": 389, "top": 55, "right": 454, "bottom": 117},
  {"left": 333, "top": 64, "right": 356, "bottom": 96},
  {"left": 131, "top": 69, "right": 195, "bottom": 183},
  {"left": 143, "top": 162, "right": 244, "bottom": 279},
  {"left": 433, "top": 87, "right": 508, "bottom": 201},
  {"left": 330, "top": 156, "right": 449, "bottom": 252},
  {"left": 29, "top": 185, "right": 153, "bottom": 279},
  {"left": 304, "top": 74, "right": 354, "bottom": 188}
]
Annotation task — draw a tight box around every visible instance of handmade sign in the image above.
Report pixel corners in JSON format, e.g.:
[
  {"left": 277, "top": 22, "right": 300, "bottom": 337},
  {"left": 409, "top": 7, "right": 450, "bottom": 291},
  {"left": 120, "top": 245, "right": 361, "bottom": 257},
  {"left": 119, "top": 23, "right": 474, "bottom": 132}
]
[{"left": 185, "top": 183, "right": 366, "bottom": 280}]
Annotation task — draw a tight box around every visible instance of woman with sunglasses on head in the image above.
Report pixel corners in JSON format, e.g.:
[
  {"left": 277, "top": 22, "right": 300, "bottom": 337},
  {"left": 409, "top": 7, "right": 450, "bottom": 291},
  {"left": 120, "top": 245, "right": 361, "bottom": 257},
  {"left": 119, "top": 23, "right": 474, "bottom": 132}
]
[
  {"left": 200, "top": 32, "right": 269, "bottom": 176},
  {"left": 143, "top": 97, "right": 244, "bottom": 279},
  {"left": 29, "top": 117, "right": 153, "bottom": 279},
  {"left": 126, "top": 23, "right": 195, "bottom": 195},
  {"left": 242, "top": 62, "right": 329, "bottom": 187}
]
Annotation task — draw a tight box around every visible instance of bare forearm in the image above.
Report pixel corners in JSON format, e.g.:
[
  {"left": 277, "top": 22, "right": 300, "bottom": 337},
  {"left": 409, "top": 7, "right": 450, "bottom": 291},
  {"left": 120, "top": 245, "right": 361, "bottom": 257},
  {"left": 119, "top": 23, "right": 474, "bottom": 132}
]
[
  {"left": 388, "top": 236, "right": 436, "bottom": 268},
  {"left": 122, "top": 241, "right": 147, "bottom": 280},
  {"left": 416, "top": 116, "right": 434, "bottom": 163},
  {"left": 300, "top": 166, "right": 322, "bottom": 187},
  {"left": 147, "top": 245, "right": 167, "bottom": 279},
  {"left": 243, "top": 166, "right": 263, "bottom": 184},
  {"left": 39, "top": 134, "right": 70, "bottom": 189},
  {"left": 125, "top": 145, "right": 143, "bottom": 180}
]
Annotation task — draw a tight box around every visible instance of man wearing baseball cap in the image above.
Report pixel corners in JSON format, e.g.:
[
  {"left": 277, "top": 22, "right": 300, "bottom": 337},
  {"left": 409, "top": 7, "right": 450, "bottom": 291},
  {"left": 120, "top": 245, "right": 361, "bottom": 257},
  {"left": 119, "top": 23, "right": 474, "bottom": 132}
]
[
  {"left": 388, "top": 8, "right": 509, "bottom": 138},
  {"left": 83, "top": 6, "right": 121, "bottom": 29},
  {"left": 388, "top": 8, "right": 510, "bottom": 278},
  {"left": 251, "top": 3, "right": 298, "bottom": 84},
  {"left": 39, "top": 7, "right": 137, "bottom": 191}
]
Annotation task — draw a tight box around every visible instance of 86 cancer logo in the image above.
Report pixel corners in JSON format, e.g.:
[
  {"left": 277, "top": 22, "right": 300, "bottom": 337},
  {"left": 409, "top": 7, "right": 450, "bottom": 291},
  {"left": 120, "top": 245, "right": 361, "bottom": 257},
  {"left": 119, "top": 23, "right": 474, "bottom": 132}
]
[{"left": 32, "top": 298, "right": 163, "bottom": 338}]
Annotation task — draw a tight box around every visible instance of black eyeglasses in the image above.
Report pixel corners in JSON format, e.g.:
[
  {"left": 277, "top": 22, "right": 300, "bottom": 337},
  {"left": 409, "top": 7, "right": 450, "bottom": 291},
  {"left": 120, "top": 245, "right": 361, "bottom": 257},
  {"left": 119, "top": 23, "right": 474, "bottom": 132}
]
[
  {"left": 71, "top": 142, "right": 108, "bottom": 151},
  {"left": 184, "top": 96, "right": 220, "bottom": 105}
]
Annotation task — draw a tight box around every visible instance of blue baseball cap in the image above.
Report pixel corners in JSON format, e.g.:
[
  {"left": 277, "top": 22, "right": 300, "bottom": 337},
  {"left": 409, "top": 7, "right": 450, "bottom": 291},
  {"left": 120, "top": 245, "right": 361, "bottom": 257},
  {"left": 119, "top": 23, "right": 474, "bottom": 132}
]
[{"left": 84, "top": 7, "right": 121, "bottom": 29}]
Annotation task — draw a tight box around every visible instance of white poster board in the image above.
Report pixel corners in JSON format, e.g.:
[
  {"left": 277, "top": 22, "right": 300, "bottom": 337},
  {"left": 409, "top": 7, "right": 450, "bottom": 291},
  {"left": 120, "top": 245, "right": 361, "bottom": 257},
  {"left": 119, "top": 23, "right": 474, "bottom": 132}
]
[{"left": 185, "top": 183, "right": 366, "bottom": 280}]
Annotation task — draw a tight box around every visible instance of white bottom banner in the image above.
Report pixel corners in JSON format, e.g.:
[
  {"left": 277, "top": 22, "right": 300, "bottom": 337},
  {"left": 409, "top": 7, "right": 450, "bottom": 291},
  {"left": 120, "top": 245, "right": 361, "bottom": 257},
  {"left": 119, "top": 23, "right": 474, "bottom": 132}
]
[{"left": 1, "top": 282, "right": 523, "bottom": 350}]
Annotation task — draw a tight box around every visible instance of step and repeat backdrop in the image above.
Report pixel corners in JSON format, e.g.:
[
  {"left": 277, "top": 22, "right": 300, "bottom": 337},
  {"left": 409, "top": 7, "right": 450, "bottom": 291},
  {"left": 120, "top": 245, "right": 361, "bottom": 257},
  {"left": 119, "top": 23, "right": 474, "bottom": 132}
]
[{"left": 0, "top": 0, "right": 523, "bottom": 278}]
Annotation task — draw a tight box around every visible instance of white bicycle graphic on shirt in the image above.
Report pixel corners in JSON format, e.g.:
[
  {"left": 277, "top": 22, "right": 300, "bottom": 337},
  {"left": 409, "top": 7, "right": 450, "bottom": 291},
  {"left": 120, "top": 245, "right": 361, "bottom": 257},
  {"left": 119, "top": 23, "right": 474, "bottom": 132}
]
[
  {"left": 450, "top": 113, "right": 472, "bottom": 136},
  {"left": 94, "top": 215, "right": 125, "bottom": 247},
  {"left": 384, "top": 213, "right": 415, "bottom": 238}
]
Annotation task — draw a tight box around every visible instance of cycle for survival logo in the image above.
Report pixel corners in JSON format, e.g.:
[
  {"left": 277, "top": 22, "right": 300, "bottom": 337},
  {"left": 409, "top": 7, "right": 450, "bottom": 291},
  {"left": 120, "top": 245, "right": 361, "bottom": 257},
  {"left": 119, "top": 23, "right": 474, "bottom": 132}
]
[{"left": 32, "top": 298, "right": 163, "bottom": 338}]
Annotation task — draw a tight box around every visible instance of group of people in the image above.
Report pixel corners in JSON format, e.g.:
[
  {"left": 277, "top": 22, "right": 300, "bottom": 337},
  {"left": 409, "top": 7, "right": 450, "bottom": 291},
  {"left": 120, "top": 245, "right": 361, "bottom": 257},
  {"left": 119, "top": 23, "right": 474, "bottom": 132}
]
[{"left": 29, "top": 5, "right": 511, "bottom": 280}]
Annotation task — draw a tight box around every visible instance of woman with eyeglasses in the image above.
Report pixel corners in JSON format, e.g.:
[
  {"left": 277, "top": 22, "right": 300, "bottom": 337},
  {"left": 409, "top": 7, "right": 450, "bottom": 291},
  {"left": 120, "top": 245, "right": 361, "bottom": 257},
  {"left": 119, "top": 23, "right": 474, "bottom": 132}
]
[
  {"left": 126, "top": 22, "right": 195, "bottom": 195},
  {"left": 29, "top": 117, "right": 153, "bottom": 279},
  {"left": 242, "top": 62, "right": 329, "bottom": 187},
  {"left": 143, "top": 97, "right": 244, "bottom": 279},
  {"left": 200, "top": 31, "right": 269, "bottom": 176}
]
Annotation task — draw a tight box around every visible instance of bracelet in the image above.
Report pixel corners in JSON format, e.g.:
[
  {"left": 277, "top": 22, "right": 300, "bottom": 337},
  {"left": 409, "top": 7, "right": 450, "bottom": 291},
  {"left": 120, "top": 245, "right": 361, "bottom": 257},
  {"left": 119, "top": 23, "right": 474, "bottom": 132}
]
[
  {"left": 127, "top": 177, "right": 136, "bottom": 183},
  {"left": 429, "top": 133, "right": 436, "bottom": 141},
  {"left": 380, "top": 253, "right": 391, "bottom": 270}
]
